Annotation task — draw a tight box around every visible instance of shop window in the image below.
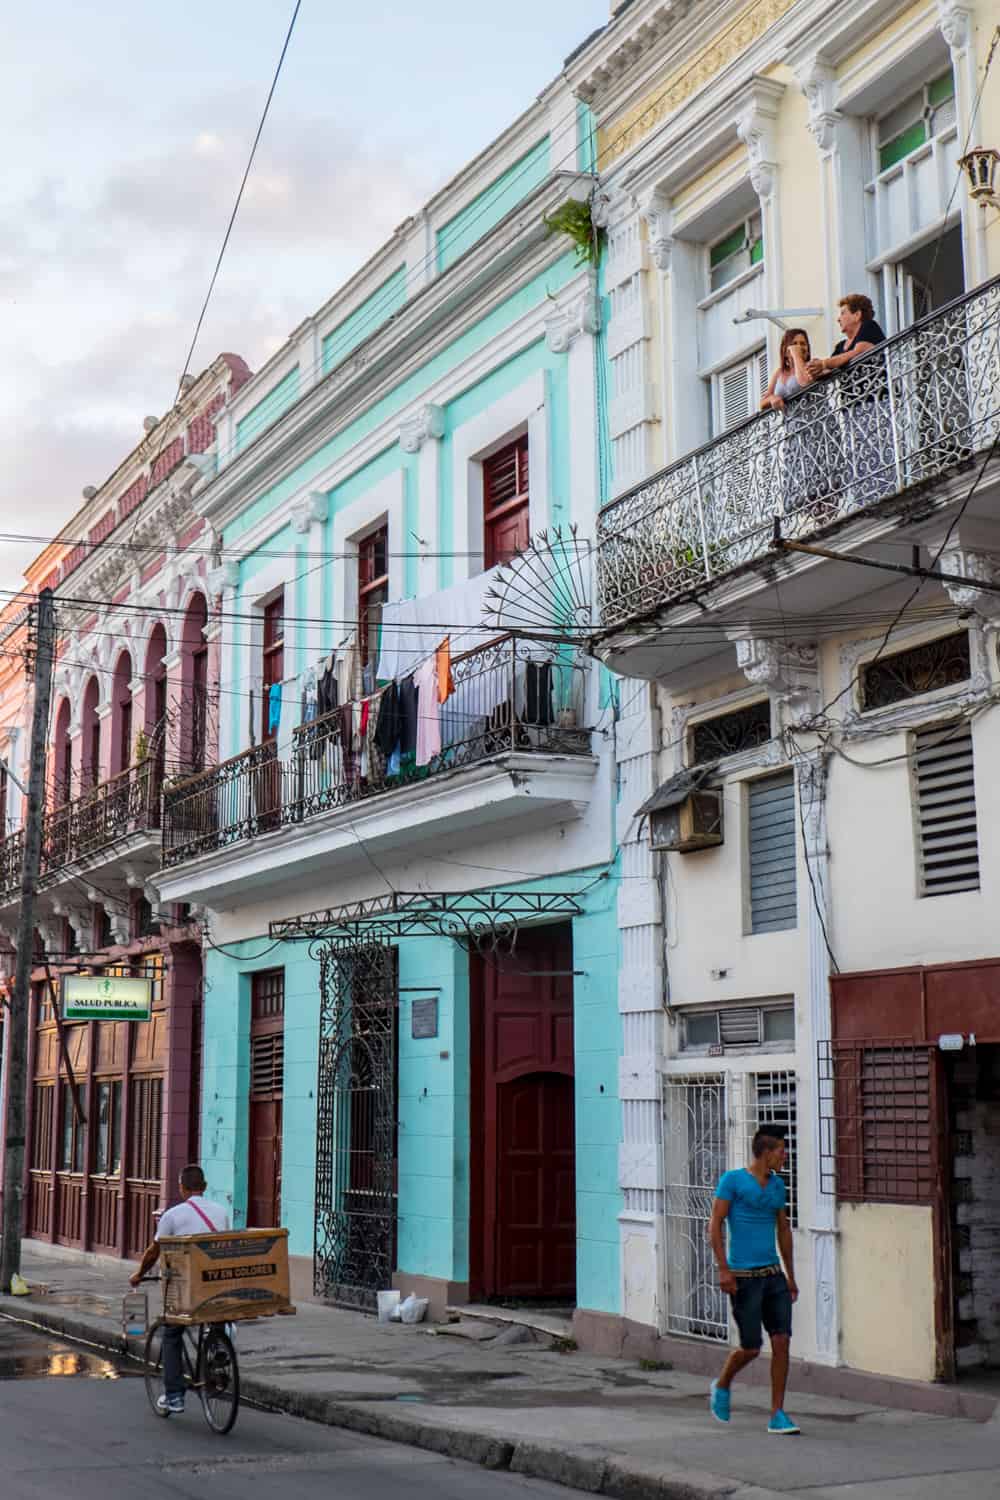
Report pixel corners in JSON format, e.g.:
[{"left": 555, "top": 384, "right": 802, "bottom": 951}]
[
  {"left": 913, "top": 720, "right": 979, "bottom": 897},
  {"left": 93, "top": 1080, "right": 123, "bottom": 1176},
  {"left": 748, "top": 772, "right": 797, "bottom": 934},
  {"left": 483, "top": 435, "right": 530, "bottom": 569},
  {"left": 59, "top": 1080, "right": 86, "bottom": 1174},
  {"left": 877, "top": 69, "right": 956, "bottom": 173},
  {"left": 708, "top": 214, "right": 763, "bottom": 293},
  {"left": 358, "top": 527, "right": 388, "bottom": 685},
  {"left": 31, "top": 1084, "right": 54, "bottom": 1170}
]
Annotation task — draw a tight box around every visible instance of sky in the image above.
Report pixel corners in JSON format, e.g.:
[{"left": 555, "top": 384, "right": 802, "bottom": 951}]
[{"left": 0, "top": 0, "right": 608, "bottom": 595}]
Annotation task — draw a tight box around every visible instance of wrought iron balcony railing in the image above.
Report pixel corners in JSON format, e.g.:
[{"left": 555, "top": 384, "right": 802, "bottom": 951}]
[
  {"left": 0, "top": 758, "right": 163, "bottom": 902},
  {"left": 162, "top": 634, "right": 592, "bottom": 868},
  {"left": 596, "top": 275, "right": 1000, "bottom": 631}
]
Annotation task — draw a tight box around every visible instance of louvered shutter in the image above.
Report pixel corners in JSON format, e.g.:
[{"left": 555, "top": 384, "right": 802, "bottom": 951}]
[
  {"left": 720, "top": 363, "right": 750, "bottom": 430},
  {"left": 914, "top": 721, "right": 979, "bottom": 895},
  {"left": 251, "top": 1033, "right": 285, "bottom": 1099},
  {"left": 755, "top": 348, "right": 769, "bottom": 402},
  {"left": 719, "top": 1007, "right": 762, "bottom": 1046},
  {"left": 748, "top": 772, "right": 797, "bottom": 933}
]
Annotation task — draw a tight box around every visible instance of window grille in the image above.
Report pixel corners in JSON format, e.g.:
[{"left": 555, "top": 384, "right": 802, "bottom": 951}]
[
  {"left": 689, "top": 699, "right": 771, "bottom": 766},
  {"left": 817, "top": 1040, "right": 934, "bottom": 1203},
  {"left": 661, "top": 1068, "right": 799, "bottom": 1342},
  {"left": 912, "top": 720, "right": 979, "bottom": 896},
  {"left": 251, "top": 968, "right": 285, "bottom": 1021},
  {"left": 748, "top": 772, "right": 797, "bottom": 933},
  {"left": 860, "top": 631, "right": 970, "bottom": 710}
]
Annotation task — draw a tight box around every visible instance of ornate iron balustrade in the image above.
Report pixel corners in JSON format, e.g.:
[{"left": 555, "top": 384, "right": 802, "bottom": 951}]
[
  {"left": 0, "top": 759, "right": 163, "bottom": 900},
  {"left": 162, "top": 635, "right": 592, "bottom": 867},
  {"left": 596, "top": 275, "right": 1000, "bottom": 631}
]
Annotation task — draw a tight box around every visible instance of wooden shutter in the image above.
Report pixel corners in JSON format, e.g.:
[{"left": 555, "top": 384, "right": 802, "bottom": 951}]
[
  {"left": 748, "top": 772, "right": 797, "bottom": 933},
  {"left": 484, "top": 435, "right": 530, "bottom": 568},
  {"left": 251, "top": 1033, "right": 284, "bottom": 1099},
  {"left": 720, "top": 363, "right": 751, "bottom": 430},
  {"left": 913, "top": 721, "right": 979, "bottom": 896}
]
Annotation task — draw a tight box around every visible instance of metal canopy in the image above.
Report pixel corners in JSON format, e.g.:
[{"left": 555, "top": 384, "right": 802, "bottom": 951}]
[{"left": 270, "top": 888, "right": 585, "bottom": 948}]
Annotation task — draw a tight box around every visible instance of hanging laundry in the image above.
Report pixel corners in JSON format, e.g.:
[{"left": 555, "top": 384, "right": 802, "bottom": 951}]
[
  {"left": 436, "top": 637, "right": 454, "bottom": 703},
  {"left": 398, "top": 676, "right": 419, "bottom": 757},
  {"left": 267, "top": 681, "right": 282, "bottom": 736},
  {"left": 375, "top": 682, "right": 401, "bottom": 759},
  {"left": 414, "top": 656, "right": 442, "bottom": 766},
  {"left": 317, "top": 655, "right": 338, "bottom": 719},
  {"left": 365, "top": 688, "right": 388, "bottom": 787},
  {"left": 524, "top": 660, "right": 554, "bottom": 726}
]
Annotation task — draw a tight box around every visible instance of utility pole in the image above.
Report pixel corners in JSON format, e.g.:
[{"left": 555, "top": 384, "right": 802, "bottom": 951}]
[{"left": 1, "top": 588, "right": 55, "bottom": 1291}]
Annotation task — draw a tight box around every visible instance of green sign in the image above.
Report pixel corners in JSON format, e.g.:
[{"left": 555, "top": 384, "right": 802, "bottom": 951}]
[{"left": 62, "top": 974, "right": 152, "bottom": 1022}]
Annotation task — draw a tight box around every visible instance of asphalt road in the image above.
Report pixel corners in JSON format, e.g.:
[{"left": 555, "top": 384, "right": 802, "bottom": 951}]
[{"left": 0, "top": 1320, "right": 578, "bottom": 1500}]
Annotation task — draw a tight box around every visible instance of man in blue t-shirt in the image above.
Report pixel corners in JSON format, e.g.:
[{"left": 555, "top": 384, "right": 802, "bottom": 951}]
[{"left": 707, "top": 1128, "right": 800, "bottom": 1435}]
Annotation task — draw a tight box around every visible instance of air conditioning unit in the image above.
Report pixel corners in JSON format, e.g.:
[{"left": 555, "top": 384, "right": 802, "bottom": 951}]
[{"left": 639, "top": 765, "right": 724, "bottom": 854}]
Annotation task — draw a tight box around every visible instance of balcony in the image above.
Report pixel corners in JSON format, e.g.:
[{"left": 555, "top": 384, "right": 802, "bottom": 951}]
[
  {"left": 0, "top": 759, "right": 163, "bottom": 907},
  {"left": 157, "top": 634, "right": 597, "bottom": 908},
  {"left": 595, "top": 277, "right": 1000, "bottom": 673}
]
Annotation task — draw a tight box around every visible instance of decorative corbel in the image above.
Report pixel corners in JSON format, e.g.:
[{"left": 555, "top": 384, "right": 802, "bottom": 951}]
[
  {"left": 398, "top": 404, "right": 445, "bottom": 455},
  {"left": 736, "top": 86, "right": 783, "bottom": 203},
  {"left": 544, "top": 270, "right": 601, "bottom": 353},
  {"left": 796, "top": 57, "right": 841, "bottom": 154},
  {"left": 732, "top": 635, "right": 820, "bottom": 728},
  {"left": 939, "top": 548, "right": 1000, "bottom": 622},
  {"left": 207, "top": 560, "right": 239, "bottom": 600},
  {"left": 109, "top": 913, "right": 131, "bottom": 946},
  {"left": 937, "top": 0, "right": 973, "bottom": 51},
  {"left": 290, "top": 491, "right": 329, "bottom": 534},
  {"left": 638, "top": 187, "right": 673, "bottom": 271}
]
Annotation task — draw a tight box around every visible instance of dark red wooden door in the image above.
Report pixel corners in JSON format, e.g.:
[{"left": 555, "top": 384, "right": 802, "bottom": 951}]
[
  {"left": 472, "top": 924, "right": 575, "bottom": 1301},
  {"left": 497, "top": 1073, "right": 575, "bottom": 1297},
  {"left": 248, "top": 970, "right": 284, "bottom": 1228}
]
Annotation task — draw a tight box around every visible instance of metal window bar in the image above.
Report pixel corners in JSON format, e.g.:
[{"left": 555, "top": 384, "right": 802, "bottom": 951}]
[
  {"left": 661, "top": 1069, "right": 799, "bottom": 1343},
  {"left": 597, "top": 274, "right": 1000, "bottom": 627},
  {"left": 162, "top": 636, "right": 591, "bottom": 867},
  {"left": 817, "top": 1039, "right": 934, "bottom": 1203}
]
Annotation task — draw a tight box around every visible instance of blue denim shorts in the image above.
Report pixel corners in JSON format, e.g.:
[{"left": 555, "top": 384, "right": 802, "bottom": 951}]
[{"left": 730, "top": 1270, "right": 792, "bottom": 1350}]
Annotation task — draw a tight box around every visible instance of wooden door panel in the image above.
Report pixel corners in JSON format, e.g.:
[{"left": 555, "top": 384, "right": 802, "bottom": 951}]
[
  {"left": 494, "top": 1015, "right": 541, "bottom": 1076},
  {"left": 248, "top": 1098, "right": 281, "bottom": 1228},
  {"left": 497, "top": 1073, "right": 576, "bottom": 1299}
]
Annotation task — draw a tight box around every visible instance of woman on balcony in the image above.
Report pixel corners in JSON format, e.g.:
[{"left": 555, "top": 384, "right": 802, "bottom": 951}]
[
  {"left": 806, "top": 294, "right": 893, "bottom": 512},
  {"left": 760, "top": 329, "right": 822, "bottom": 521}
]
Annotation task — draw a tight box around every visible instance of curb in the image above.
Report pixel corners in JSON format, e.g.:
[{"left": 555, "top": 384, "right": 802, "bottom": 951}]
[{"left": 0, "top": 1297, "right": 785, "bottom": 1500}]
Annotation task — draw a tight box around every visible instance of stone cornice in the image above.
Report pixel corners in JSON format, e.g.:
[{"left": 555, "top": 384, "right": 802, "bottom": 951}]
[{"left": 196, "top": 172, "right": 593, "bottom": 536}]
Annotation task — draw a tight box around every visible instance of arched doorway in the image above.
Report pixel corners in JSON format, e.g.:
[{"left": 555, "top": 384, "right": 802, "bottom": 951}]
[
  {"left": 80, "top": 676, "right": 101, "bottom": 790},
  {"left": 52, "top": 697, "right": 73, "bottom": 806},
  {"left": 110, "top": 651, "right": 133, "bottom": 778},
  {"left": 144, "top": 624, "right": 168, "bottom": 783},
  {"left": 180, "top": 593, "right": 209, "bottom": 772}
]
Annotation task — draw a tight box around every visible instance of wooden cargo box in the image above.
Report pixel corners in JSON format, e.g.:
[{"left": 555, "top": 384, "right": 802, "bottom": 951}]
[{"left": 160, "top": 1227, "right": 294, "bottom": 1324}]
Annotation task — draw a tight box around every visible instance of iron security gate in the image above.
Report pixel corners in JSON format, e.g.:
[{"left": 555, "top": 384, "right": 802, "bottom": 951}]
[
  {"left": 661, "top": 1070, "right": 798, "bottom": 1341},
  {"left": 315, "top": 939, "right": 398, "bottom": 1309}
]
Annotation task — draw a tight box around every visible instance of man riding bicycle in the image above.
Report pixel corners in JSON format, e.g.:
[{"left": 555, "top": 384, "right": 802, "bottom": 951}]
[{"left": 130, "top": 1163, "right": 231, "bottom": 1415}]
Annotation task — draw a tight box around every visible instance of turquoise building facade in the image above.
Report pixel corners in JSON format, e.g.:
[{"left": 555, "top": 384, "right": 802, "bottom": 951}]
[{"left": 156, "top": 79, "right": 625, "bottom": 1329}]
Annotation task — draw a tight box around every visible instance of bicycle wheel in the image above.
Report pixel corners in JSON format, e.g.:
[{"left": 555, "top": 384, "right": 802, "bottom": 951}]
[
  {"left": 143, "top": 1322, "right": 167, "bottom": 1417},
  {"left": 199, "top": 1326, "right": 239, "bottom": 1435}
]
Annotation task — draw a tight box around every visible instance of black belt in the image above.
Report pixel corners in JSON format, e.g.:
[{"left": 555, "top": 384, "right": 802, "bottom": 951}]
[{"left": 732, "top": 1263, "right": 781, "bottom": 1279}]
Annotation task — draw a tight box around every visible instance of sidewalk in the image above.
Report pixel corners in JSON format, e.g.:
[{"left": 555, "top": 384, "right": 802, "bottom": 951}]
[{"left": 2, "top": 1246, "right": 998, "bottom": 1500}]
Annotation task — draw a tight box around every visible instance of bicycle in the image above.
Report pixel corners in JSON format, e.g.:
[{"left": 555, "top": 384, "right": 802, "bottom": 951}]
[{"left": 138, "top": 1279, "right": 240, "bottom": 1434}]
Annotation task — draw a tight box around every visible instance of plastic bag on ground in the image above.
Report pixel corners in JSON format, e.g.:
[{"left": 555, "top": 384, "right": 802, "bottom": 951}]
[{"left": 398, "top": 1294, "right": 428, "bottom": 1324}]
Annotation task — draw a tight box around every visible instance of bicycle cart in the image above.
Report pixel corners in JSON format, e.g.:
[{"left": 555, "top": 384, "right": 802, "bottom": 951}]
[{"left": 142, "top": 1227, "right": 294, "bottom": 1435}]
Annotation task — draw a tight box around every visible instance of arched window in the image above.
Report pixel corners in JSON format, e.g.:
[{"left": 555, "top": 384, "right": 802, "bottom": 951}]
[
  {"left": 52, "top": 697, "right": 73, "bottom": 805},
  {"left": 80, "top": 677, "right": 101, "bottom": 791},
  {"left": 110, "top": 652, "right": 133, "bottom": 778},
  {"left": 144, "top": 625, "right": 168, "bottom": 778},
  {"left": 181, "top": 593, "right": 209, "bottom": 772}
]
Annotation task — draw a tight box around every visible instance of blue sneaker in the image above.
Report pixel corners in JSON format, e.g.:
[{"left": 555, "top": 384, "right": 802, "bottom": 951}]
[
  {"left": 767, "top": 1409, "right": 800, "bottom": 1435},
  {"left": 709, "top": 1379, "right": 731, "bottom": 1423},
  {"left": 156, "top": 1394, "right": 185, "bottom": 1415}
]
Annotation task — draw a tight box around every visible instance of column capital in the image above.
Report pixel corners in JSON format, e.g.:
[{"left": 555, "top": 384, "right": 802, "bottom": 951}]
[
  {"left": 207, "top": 561, "right": 239, "bottom": 599},
  {"left": 637, "top": 187, "right": 673, "bottom": 271},
  {"left": 939, "top": 547, "right": 1000, "bottom": 620},
  {"left": 730, "top": 633, "right": 820, "bottom": 728}
]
